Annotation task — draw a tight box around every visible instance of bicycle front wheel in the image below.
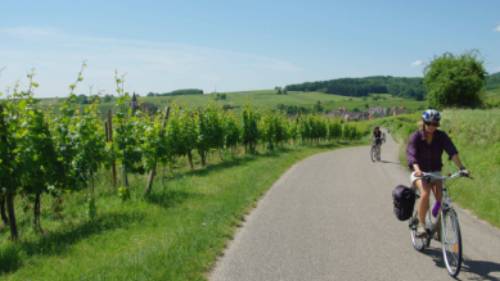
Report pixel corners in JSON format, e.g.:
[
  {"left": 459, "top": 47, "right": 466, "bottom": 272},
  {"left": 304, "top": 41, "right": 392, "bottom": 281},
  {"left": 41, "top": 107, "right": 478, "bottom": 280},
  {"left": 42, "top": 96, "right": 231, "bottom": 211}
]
[{"left": 441, "top": 208, "right": 462, "bottom": 277}]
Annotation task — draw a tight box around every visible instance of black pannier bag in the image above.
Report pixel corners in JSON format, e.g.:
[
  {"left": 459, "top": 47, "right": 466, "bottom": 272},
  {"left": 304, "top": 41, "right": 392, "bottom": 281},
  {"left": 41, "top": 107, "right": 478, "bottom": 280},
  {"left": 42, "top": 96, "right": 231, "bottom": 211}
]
[{"left": 392, "top": 185, "right": 416, "bottom": 221}]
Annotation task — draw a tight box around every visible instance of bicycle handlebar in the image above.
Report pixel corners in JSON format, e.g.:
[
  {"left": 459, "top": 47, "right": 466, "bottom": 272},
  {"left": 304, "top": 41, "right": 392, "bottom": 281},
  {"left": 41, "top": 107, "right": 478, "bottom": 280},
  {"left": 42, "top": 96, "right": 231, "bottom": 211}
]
[{"left": 419, "top": 170, "right": 473, "bottom": 182}]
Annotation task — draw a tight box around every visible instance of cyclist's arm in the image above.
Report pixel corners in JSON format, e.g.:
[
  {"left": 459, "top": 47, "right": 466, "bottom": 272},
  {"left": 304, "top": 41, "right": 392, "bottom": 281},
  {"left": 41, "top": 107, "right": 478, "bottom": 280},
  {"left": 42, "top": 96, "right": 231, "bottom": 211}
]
[
  {"left": 442, "top": 131, "right": 459, "bottom": 160},
  {"left": 412, "top": 164, "right": 423, "bottom": 176},
  {"left": 442, "top": 132, "right": 466, "bottom": 171},
  {"left": 451, "top": 154, "right": 466, "bottom": 170},
  {"left": 406, "top": 133, "right": 419, "bottom": 170}
]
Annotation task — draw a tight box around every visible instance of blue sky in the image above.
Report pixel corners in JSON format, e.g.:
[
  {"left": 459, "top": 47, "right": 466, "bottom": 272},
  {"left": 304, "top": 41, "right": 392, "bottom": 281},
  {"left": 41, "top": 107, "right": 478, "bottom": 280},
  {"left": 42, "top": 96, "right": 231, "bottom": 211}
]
[{"left": 1, "top": 0, "right": 499, "bottom": 97}]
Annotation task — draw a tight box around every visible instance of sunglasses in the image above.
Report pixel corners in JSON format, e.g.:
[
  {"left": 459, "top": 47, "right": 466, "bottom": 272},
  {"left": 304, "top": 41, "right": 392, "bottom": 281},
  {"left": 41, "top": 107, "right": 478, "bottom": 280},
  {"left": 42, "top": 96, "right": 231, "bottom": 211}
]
[{"left": 425, "top": 122, "right": 440, "bottom": 127}]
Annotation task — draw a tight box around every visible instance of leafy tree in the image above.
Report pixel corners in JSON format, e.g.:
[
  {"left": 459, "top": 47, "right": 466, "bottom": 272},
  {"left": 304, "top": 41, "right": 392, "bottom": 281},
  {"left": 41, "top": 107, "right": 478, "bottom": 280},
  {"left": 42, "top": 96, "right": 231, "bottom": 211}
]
[
  {"left": 286, "top": 76, "right": 424, "bottom": 99},
  {"left": 424, "top": 51, "right": 487, "bottom": 108}
]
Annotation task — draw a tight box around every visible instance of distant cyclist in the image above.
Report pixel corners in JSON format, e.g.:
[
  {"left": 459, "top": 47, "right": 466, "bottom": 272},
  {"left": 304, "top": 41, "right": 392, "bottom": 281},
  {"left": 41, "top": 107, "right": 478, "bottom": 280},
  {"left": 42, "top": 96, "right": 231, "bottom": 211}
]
[
  {"left": 373, "top": 126, "right": 384, "bottom": 147},
  {"left": 406, "top": 109, "right": 469, "bottom": 237}
]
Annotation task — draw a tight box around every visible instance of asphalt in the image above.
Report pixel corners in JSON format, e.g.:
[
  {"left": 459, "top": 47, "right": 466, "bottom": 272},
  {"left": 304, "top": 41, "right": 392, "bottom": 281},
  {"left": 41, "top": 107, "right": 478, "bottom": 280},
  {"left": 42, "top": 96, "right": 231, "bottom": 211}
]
[{"left": 210, "top": 132, "right": 500, "bottom": 281}]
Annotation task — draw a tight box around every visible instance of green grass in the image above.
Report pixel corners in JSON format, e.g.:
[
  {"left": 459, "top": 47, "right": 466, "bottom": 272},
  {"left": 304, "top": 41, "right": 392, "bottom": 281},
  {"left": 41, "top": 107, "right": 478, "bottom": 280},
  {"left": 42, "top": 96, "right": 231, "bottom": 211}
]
[
  {"left": 485, "top": 87, "right": 500, "bottom": 108},
  {"left": 439, "top": 109, "right": 500, "bottom": 227},
  {"left": 378, "top": 109, "right": 500, "bottom": 228},
  {"left": 0, "top": 143, "right": 354, "bottom": 281}
]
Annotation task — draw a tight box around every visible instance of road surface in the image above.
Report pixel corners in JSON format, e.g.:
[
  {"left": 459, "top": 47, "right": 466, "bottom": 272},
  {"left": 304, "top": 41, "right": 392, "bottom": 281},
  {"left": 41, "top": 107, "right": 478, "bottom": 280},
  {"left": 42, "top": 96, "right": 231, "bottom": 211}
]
[{"left": 210, "top": 132, "right": 500, "bottom": 281}]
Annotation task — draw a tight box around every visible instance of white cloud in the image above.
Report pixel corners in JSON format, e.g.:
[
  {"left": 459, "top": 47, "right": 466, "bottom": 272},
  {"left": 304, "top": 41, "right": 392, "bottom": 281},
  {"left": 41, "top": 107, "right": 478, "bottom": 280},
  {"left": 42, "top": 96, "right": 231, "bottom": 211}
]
[
  {"left": 495, "top": 24, "right": 500, "bottom": 32},
  {"left": 0, "top": 26, "right": 60, "bottom": 40},
  {"left": 0, "top": 26, "right": 303, "bottom": 97},
  {"left": 411, "top": 60, "right": 424, "bottom": 67}
]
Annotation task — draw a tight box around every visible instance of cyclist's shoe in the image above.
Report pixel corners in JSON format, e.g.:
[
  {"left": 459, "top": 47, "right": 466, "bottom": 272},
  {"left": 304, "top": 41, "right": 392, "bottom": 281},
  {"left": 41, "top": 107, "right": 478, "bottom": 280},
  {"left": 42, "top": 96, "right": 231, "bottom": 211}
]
[
  {"left": 416, "top": 224, "right": 427, "bottom": 237},
  {"left": 459, "top": 169, "right": 470, "bottom": 177}
]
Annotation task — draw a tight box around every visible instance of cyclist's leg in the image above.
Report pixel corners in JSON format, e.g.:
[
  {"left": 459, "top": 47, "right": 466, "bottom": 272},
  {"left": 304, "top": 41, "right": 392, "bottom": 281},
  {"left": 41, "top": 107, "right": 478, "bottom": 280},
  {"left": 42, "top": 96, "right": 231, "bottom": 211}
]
[
  {"left": 376, "top": 140, "right": 382, "bottom": 158},
  {"left": 431, "top": 180, "right": 443, "bottom": 202},
  {"left": 431, "top": 180, "right": 443, "bottom": 241},
  {"left": 414, "top": 179, "right": 432, "bottom": 228}
]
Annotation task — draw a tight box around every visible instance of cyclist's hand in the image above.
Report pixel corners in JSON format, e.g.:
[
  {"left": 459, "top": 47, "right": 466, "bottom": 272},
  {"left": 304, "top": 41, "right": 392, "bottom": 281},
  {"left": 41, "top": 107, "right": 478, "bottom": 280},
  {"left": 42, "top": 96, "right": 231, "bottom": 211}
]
[
  {"left": 414, "top": 170, "right": 423, "bottom": 177},
  {"left": 459, "top": 169, "right": 471, "bottom": 178}
]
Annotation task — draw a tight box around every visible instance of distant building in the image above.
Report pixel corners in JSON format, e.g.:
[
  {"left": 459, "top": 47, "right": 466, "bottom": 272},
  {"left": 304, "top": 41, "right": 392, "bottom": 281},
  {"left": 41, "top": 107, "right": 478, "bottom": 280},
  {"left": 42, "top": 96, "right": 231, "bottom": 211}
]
[{"left": 327, "top": 105, "right": 407, "bottom": 121}]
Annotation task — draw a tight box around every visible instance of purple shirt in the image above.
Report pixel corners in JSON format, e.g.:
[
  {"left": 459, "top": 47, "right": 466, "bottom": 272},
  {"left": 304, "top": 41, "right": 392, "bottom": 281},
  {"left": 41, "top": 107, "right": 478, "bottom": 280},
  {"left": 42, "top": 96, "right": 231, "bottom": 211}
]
[{"left": 406, "top": 129, "right": 458, "bottom": 172}]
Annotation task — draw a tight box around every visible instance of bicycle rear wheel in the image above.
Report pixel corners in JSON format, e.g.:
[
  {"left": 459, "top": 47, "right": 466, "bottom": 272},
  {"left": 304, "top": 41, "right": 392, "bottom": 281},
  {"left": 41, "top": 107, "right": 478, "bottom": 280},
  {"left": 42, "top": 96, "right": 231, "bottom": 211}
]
[{"left": 441, "top": 208, "right": 462, "bottom": 277}]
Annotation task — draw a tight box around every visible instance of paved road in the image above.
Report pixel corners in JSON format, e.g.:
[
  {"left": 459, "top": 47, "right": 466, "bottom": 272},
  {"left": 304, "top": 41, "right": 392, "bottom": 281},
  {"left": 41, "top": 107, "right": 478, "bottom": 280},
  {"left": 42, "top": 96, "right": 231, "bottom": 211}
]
[{"left": 210, "top": 132, "right": 500, "bottom": 281}]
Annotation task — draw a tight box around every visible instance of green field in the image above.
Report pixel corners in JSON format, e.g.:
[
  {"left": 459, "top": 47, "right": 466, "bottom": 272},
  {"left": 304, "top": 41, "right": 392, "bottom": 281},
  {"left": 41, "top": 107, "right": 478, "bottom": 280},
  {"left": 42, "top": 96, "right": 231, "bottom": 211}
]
[
  {"left": 37, "top": 90, "right": 426, "bottom": 115},
  {"left": 485, "top": 87, "right": 500, "bottom": 107}
]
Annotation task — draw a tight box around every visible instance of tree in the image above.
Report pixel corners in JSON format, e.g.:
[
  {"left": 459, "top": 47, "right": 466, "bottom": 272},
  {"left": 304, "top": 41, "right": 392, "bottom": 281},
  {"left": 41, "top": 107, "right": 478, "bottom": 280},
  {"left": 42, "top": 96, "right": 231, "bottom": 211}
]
[{"left": 424, "top": 51, "right": 486, "bottom": 108}]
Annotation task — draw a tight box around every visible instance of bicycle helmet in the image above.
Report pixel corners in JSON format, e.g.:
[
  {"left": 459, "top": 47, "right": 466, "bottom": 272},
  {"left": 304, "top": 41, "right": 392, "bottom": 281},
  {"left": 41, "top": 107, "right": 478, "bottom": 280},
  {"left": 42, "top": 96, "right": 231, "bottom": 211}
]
[{"left": 422, "top": 109, "right": 441, "bottom": 123}]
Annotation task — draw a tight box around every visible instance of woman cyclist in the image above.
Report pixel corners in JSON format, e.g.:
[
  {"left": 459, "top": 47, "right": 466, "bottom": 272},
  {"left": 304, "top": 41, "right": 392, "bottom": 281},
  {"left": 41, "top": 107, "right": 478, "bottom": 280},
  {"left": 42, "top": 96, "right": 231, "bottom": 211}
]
[
  {"left": 406, "top": 109, "right": 469, "bottom": 237},
  {"left": 373, "top": 126, "right": 383, "bottom": 146}
]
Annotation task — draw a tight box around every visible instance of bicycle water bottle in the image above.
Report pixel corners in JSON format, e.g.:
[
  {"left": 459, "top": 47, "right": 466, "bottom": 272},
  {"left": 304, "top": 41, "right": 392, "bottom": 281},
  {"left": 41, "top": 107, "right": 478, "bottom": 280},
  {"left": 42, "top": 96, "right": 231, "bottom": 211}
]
[{"left": 432, "top": 200, "right": 441, "bottom": 217}]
